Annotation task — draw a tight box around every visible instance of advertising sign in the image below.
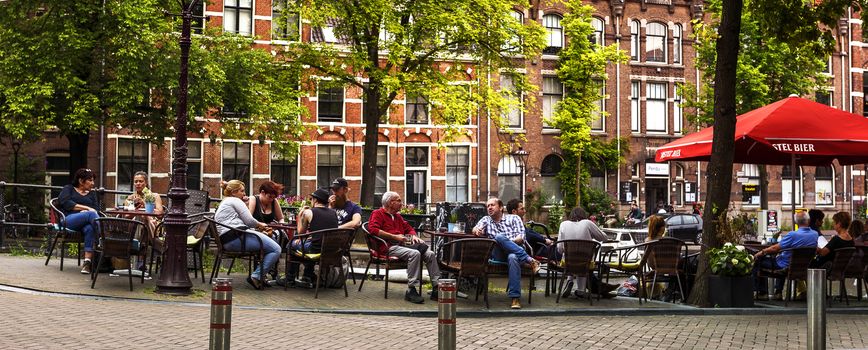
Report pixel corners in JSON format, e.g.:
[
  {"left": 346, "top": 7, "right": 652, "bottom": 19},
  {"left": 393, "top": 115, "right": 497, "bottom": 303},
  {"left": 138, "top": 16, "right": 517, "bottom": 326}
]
[
  {"left": 645, "top": 162, "right": 670, "bottom": 176},
  {"left": 766, "top": 210, "right": 778, "bottom": 233},
  {"left": 742, "top": 184, "right": 759, "bottom": 205}
]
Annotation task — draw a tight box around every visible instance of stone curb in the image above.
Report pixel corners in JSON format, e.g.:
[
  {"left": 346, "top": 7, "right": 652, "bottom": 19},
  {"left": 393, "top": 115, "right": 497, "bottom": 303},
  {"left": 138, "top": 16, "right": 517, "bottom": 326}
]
[{"left": 4, "top": 282, "right": 868, "bottom": 317}]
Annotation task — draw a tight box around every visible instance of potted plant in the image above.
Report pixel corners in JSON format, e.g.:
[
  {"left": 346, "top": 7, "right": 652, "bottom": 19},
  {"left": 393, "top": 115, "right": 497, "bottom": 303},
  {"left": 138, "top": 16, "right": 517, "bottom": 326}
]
[
  {"left": 708, "top": 242, "right": 755, "bottom": 307},
  {"left": 142, "top": 188, "right": 157, "bottom": 213}
]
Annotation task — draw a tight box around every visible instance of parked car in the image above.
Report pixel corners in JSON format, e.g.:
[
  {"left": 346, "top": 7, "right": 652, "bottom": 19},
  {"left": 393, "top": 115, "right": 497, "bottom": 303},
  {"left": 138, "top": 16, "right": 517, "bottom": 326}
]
[{"left": 623, "top": 213, "right": 703, "bottom": 244}]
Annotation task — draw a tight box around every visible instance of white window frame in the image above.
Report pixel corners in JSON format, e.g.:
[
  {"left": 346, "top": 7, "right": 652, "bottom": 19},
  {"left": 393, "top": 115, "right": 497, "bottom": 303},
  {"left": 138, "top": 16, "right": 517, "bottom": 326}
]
[
  {"left": 317, "top": 82, "right": 345, "bottom": 122},
  {"left": 631, "top": 81, "right": 640, "bottom": 132},
  {"left": 591, "top": 80, "right": 605, "bottom": 132},
  {"left": 272, "top": 0, "right": 301, "bottom": 42},
  {"left": 221, "top": 141, "right": 253, "bottom": 191},
  {"left": 223, "top": 0, "right": 253, "bottom": 36},
  {"left": 171, "top": 139, "right": 203, "bottom": 191},
  {"left": 672, "top": 24, "right": 682, "bottom": 64},
  {"left": 645, "top": 22, "right": 667, "bottom": 63},
  {"left": 591, "top": 17, "right": 604, "bottom": 46},
  {"left": 673, "top": 88, "right": 683, "bottom": 134},
  {"left": 782, "top": 166, "right": 803, "bottom": 206},
  {"left": 446, "top": 147, "right": 470, "bottom": 202},
  {"left": 814, "top": 166, "right": 835, "bottom": 206},
  {"left": 543, "top": 14, "right": 563, "bottom": 54},
  {"left": 629, "top": 20, "right": 640, "bottom": 61},
  {"left": 646, "top": 82, "right": 667, "bottom": 132},
  {"left": 500, "top": 74, "right": 523, "bottom": 129},
  {"left": 542, "top": 76, "right": 563, "bottom": 129}
]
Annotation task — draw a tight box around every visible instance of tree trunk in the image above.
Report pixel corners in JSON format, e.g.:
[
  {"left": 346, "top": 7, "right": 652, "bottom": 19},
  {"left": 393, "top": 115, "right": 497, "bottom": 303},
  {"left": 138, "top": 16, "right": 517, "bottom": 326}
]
[
  {"left": 759, "top": 164, "right": 769, "bottom": 210},
  {"left": 359, "top": 79, "right": 382, "bottom": 208},
  {"left": 575, "top": 151, "right": 582, "bottom": 207},
  {"left": 67, "top": 132, "right": 90, "bottom": 181},
  {"left": 687, "top": 0, "right": 743, "bottom": 307}
]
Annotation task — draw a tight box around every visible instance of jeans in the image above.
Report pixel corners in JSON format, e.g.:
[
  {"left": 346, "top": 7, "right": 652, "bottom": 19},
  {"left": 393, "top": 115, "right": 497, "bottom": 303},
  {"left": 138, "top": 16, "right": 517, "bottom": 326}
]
[
  {"left": 64, "top": 211, "right": 99, "bottom": 252},
  {"left": 752, "top": 255, "right": 784, "bottom": 294},
  {"left": 492, "top": 234, "right": 530, "bottom": 298},
  {"left": 388, "top": 245, "right": 441, "bottom": 289},
  {"left": 288, "top": 239, "right": 318, "bottom": 280},
  {"left": 222, "top": 231, "right": 281, "bottom": 280}
]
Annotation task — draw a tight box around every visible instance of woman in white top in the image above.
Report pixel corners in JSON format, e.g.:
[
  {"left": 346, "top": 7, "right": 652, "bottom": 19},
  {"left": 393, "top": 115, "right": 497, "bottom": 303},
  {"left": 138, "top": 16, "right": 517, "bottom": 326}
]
[{"left": 214, "top": 180, "right": 281, "bottom": 290}]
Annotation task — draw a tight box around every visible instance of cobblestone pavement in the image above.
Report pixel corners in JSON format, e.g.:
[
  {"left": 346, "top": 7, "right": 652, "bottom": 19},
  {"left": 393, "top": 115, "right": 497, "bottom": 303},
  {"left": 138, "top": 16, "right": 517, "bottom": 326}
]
[{"left": 1, "top": 291, "right": 867, "bottom": 349}]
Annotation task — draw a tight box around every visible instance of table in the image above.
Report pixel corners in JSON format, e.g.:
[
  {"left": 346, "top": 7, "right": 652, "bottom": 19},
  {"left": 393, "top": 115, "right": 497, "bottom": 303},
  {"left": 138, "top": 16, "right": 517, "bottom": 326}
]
[
  {"left": 104, "top": 208, "right": 164, "bottom": 218},
  {"left": 102, "top": 209, "right": 162, "bottom": 277},
  {"left": 268, "top": 223, "right": 296, "bottom": 245}
]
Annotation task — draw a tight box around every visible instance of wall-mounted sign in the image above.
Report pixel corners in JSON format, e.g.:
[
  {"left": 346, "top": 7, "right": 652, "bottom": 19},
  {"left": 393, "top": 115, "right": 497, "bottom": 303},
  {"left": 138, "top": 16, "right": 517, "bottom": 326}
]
[
  {"left": 766, "top": 210, "right": 778, "bottom": 233},
  {"left": 645, "top": 162, "right": 670, "bottom": 176},
  {"left": 742, "top": 184, "right": 759, "bottom": 205}
]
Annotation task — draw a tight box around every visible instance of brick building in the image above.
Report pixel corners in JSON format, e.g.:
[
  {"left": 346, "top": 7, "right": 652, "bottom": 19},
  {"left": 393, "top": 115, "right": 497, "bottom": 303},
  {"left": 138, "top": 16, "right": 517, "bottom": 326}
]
[{"left": 2, "top": 0, "right": 866, "bottom": 227}]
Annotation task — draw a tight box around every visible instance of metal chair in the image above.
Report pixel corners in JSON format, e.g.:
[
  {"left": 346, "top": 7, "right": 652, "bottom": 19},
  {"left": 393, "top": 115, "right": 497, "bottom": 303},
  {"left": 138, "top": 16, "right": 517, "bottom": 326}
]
[
  {"left": 826, "top": 246, "right": 857, "bottom": 306},
  {"left": 485, "top": 239, "right": 538, "bottom": 304},
  {"left": 44, "top": 198, "right": 84, "bottom": 270},
  {"left": 758, "top": 247, "right": 817, "bottom": 306},
  {"left": 286, "top": 228, "right": 355, "bottom": 298},
  {"left": 205, "top": 217, "right": 265, "bottom": 285},
  {"left": 639, "top": 237, "right": 688, "bottom": 304},
  {"left": 91, "top": 217, "right": 147, "bottom": 291},
  {"left": 358, "top": 222, "right": 419, "bottom": 299},
  {"left": 437, "top": 238, "right": 496, "bottom": 308},
  {"left": 553, "top": 239, "right": 602, "bottom": 304},
  {"left": 149, "top": 217, "right": 211, "bottom": 283}
]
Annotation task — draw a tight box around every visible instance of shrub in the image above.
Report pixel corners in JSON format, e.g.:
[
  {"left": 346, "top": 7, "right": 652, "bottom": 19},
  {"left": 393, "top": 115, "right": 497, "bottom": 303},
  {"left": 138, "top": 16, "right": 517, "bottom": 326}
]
[{"left": 708, "top": 243, "right": 754, "bottom": 277}]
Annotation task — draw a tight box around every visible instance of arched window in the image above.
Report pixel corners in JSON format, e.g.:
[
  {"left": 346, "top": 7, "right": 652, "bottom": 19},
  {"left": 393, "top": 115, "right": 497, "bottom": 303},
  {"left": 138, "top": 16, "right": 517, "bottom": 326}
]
[
  {"left": 815, "top": 166, "right": 834, "bottom": 205},
  {"left": 590, "top": 17, "right": 604, "bottom": 46},
  {"left": 645, "top": 22, "right": 666, "bottom": 62},
  {"left": 629, "top": 20, "right": 640, "bottom": 60},
  {"left": 543, "top": 14, "right": 563, "bottom": 54},
  {"left": 497, "top": 155, "right": 522, "bottom": 203},
  {"left": 540, "top": 155, "right": 564, "bottom": 204},
  {"left": 782, "top": 165, "right": 803, "bottom": 205},
  {"left": 672, "top": 24, "right": 682, "bottom": 64},
  {"left": 590, "top": 167, "right": 606, "bottom": 191}
]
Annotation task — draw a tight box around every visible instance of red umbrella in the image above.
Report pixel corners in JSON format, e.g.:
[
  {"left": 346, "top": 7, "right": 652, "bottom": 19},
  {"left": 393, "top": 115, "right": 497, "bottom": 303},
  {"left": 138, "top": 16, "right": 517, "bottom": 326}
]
[{"left": 655, "top": 96, "right": 868, "bottom": 165}]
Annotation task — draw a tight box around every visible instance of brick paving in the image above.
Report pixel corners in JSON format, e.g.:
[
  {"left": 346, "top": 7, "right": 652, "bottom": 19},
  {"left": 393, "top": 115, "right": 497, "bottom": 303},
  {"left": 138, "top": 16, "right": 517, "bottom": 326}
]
[{"left": 1, "top": 290, "right": 868, "bottom": 349}]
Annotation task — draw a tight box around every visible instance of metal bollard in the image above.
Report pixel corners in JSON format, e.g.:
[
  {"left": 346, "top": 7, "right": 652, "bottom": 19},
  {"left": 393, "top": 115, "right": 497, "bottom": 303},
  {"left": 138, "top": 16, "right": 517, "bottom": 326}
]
[
  {"left": 210, "top": 278, "right": 233, "bottom": 350},
  {"left": 438, "top": 279, "right": 456, "bottom": 350},
  {"left": 807, "top": 269, "right": 826, "bottom": 350}
]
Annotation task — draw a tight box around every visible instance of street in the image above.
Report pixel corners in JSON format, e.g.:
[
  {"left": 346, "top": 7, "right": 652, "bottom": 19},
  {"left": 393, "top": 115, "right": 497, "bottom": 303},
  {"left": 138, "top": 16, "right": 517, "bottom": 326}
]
[{"left": 1, "top": 291, "right": 867, "bottom": 349}]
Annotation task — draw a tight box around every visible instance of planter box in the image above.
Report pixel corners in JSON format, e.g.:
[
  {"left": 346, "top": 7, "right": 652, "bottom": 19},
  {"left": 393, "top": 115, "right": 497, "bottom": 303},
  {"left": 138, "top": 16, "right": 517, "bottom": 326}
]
[{"left": 709, "top": 275, "right": 755, "bottom": 308}]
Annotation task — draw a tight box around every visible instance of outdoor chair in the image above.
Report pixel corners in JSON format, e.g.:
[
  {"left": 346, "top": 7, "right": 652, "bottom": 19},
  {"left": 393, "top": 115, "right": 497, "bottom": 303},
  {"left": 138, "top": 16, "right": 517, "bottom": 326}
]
[
  {"left": 841, "top": 245, "right": 868, "bottom": 301},
  {"left": 358, "top": 222, "right": 421, "bottom": 299},
  {"left": 285, "top": 228, "right": 355, "bottom": 298},
  {"left": 826, "top": 247, "right": 857, "bottom": 306},
  {"left": 44, "top": 198, "right": 85, "bottom": 271},
  {"left": 526, "top": 221, "right": 557, "bottom": 296},
  {"left": 639, "top": 237, "right": 688, "bottom": 304},
  {"left": 601, "top": 241, "right": 652, "bottom": 292},
  {"left": 486, "top": 240, "right": 538, "bottom": 304},
  {"left": 91, "top": 217, "right": 147, "bottom": 291},
  {"left": 148, "top": 217, "right": 211, "bottom": 283},
  {"left": 436, "top": 238, "right": 496, "bottom": 308},
  {"left": 552, "top": 239, "right": 602, "bottom": 304},
  {"left": 758, "top": 247, "right": 816, "bottom": 306},
  {"left": 168, "top": 189, "right": 210, "bottom": 216},
  {"left": 205, "top": 217, "right": 264, "bottom": 285}
]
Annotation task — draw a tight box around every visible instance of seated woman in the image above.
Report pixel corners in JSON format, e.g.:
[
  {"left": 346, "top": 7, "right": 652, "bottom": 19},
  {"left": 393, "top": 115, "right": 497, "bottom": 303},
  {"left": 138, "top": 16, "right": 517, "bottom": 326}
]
[
  {"left": 247, "top": 181, "right": 285, "bottom": 224},
  {"left": 57, "top": 168, "right": 100, "bottom": 274},
  {"left": 646, "top": 215, "right": 666, "bottom": 242},
  {"left": 124, "top": 171, "right": 163, "bottom": 234},
  {"left": 214, "top": 180, "right": 281, "bottom": 290},
  {"left": 811, "top": 211, "right": 854, "bottom": 269}
]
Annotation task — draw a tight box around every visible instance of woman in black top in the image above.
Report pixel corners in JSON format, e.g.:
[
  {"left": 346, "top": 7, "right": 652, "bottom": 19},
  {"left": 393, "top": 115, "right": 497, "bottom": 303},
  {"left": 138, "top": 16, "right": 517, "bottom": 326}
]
[
  {"left": 246, "top": 181, "right": 285, "bottom": 224},
  {"left": 812, "top": 211, "right": 855, "bottom": 268},
  {"left": 57, "top": 168, "right": 100, "bottom": 274}
]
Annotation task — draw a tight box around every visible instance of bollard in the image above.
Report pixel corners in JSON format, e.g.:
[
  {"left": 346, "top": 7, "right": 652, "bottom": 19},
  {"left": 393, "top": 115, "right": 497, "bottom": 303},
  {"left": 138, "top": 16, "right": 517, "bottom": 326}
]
[
  {"left": 807, "top": 269, "right": 826, "bottom": 350},
  {"left": 210, "top": 278, "right": 233, "bottom": 350},
  {"left": 438, "top": 279, "right": 456, "bottom": 350}
]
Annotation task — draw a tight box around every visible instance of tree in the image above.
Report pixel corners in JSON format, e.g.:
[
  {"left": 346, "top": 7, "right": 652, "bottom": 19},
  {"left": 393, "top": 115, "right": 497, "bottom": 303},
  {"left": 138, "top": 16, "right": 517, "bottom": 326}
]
[
  {"left": 282, "top": 0, "right": 546, "bottom": 207},
  {"left": 0, "top": 0, "right": 306, "bottom": 180},
  {"left": 550, "top": 2, "right": 627, "bottom": 208},
  {"left": 686, "top": 0, "right": 862, "bottom": 307}
]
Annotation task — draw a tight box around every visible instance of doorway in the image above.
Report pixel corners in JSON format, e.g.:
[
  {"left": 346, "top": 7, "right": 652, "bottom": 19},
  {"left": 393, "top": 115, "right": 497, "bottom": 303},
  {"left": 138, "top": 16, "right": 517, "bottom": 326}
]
[
  {"left": 645, "top": 178, "right": 669, "bottom": 215},
  {"left": 406, "top": 170, "right": 427, "bottom": 206}
]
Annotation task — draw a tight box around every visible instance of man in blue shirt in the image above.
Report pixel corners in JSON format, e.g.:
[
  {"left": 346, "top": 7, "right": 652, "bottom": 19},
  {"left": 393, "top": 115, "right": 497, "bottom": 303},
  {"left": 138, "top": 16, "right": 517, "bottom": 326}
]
[
  {"left": 329, "top": 178, "right": 362, "bottom": 230},
  {"left": 752, "top": 211, "right": 818, "bottom": 300},
  {"left": 473, "top": 197, "right": 540, "bottom": 309}
]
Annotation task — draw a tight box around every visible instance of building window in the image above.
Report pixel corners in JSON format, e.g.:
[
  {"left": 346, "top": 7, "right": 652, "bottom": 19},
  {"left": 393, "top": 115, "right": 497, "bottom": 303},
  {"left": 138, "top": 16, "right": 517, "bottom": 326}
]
[
  {"left": 405, "top": 147, "right": 428, "bottom": 167},
  {"left": 590, "top": 17, "right": 604, "bottom": 46},
  {"left": 645, "top": 22, "right": 667, "bottom": 63},
  {"left": 631, "top": 81, "right": 640, "bottom": 132},
  {"left": 446, "top": 147, "right": 469, "bottom": 202},
  {"left": 222, "top": 142, "right": 251, "bottom": 187},
  {"left": 542, "top": 76, "right": 563, "bottom": 129},
  {"left": 815, "top": 166, "right": 834, "bottom": 206},
  {"left": 405, "top": 92, "right": 429, "bottom": 124},
  {"left": 590, "top": 167, "right": 606, "bottom": 191},
  {"left": 191, "top": 1, "right": 206, "bottom": 35},
  {"left": 317, "top": 85, "right": 344, "bottom": 122},
  {"left": 631, "top": 162, "right": 640, "bottom": 178},
  {"left": 46, "top": 152, "right": 70, "bottom": 199},
  {"left": 646, "top": 82, "right": 667, "bottom": 132},
  {"left": 375, "top": 146, "right": 388, "bottom": 203},
  {"left": 172, "top": 140, "right": 202, "bottom": 191},
  {"left": 500, "top": 74, "right": 523, "bottom": 128},
  {"left": 540, "top": 154, "right": 564, "bottom": 204},
  {"left": 543, "top": 14, "right": 563, "bottom": 55},
  {"left": 673, "top": 24, "right": 682, "bottom": 64},
  {"left": 504, "top": 10, "right": 524, "bottom": 53},
  {"left": 118, "top": 139, "right": 150, "bottom": 196},
  {"left": 270, "top": 151, "right": 298, "bottom": 196},
  {"left": 497, "top": 156, "right": 521, "bottom": 203},
  {"left": 629, "top": 20, "right": 640, "bottom": 61},
  {"left": 673, "top": 89, "right": 683, "bottom": 133},
  {"left": 782, "top": 165, "right": 803, "bottom": 205},
  {"left": 224, "top": 0, "right": 252, "bottom": 35},
  {"left": 272, "top": 0, "right": 300, "bottom": 41},
  {"left": 591, "top": 80, "right": 605, "bottom": 131},
  {"left": 317, "top": 145, "right": 343, "bottom": 188},
  {"left": 815, "top": 90, "right": 832, "bottom": 106}
]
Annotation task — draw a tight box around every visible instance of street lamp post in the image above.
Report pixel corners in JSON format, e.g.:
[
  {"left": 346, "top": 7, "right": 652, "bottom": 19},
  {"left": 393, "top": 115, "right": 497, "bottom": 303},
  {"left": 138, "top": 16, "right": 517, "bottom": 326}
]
[
  {"left": 512, "top": 147, "right": 529, "bottom": 203},
  {"left": 156, "top": 0, "right": 199, "bottom": 295}
]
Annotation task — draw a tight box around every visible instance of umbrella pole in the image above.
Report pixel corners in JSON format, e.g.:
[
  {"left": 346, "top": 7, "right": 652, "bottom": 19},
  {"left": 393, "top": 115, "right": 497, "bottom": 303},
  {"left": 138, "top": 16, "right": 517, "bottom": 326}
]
[{"left": 791, "top": 153, "right": 797, "bottom": 228}]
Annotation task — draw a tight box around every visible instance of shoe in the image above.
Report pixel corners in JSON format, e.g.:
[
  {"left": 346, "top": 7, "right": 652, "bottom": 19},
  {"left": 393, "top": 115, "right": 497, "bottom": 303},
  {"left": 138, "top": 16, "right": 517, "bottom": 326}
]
[
  {"left": 561, "top": 280, "right": 574, "bottom": 299},
  {"left": 600, "top": 283, "right": 619, "bottom": 294},
  {"left": 772, "top": 292, "right": 783, "bottom": 301},
  {"left": 510, "top": 298, "right": 521, "bottom": 309},
  {"left": 430, "top": 288, "right": 439, "bottom": 301},
  {"left": 81, "top": 260, "right": 92, "bottom": 275},
  {"left": 405, "top": 287, "right": 424, "bottom": 304},
  {"left": 755, "top": 293, "right": 769, "bottom": 301},
  {"left": 295, "top": 277, "right": 314, "bottom": 289},
  {"left": 246, "top": 276, "right": 263, "bottom": 290},
  {"left": 268, "top": 276, "right": 296, "bottom": 288},
  {"left": 574, "top": 290, "right": 591, "bottom": 299},
  {"left": 528, "top": 259, "right": 541, "bottom": 274}
]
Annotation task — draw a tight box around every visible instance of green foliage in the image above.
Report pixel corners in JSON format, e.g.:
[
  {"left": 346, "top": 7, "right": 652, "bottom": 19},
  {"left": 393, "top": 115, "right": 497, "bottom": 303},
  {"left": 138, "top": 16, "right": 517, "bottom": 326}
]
[
  {"left": 729, "top": 212, "right": 757, "bottom": 238},
  {"left": 523, "top": 189, "right": 545, "bottom": 222},
  {"left": 141, "top": 188, "right": 157, "bottom": 204},
  {"left": 821, "top": 217, "right": 834, "bottom": 231},
  {"left": 708, "top": 243, "right": 754, "bottom": 277},
  {"left": 546, "top": 202, "right": 565, "bottom": 235},
  {"left": 557, "top": 138, "right": 626, "bottom": 209},
  {"left": 3, "top": 151, "right": 47, "bottom": 223}
]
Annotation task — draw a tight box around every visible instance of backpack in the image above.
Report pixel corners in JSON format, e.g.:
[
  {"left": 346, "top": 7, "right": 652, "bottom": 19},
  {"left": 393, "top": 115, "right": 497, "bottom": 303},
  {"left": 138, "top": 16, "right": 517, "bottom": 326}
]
[{"left": 317, "top": 256, "right": 350, "bottom": 288}]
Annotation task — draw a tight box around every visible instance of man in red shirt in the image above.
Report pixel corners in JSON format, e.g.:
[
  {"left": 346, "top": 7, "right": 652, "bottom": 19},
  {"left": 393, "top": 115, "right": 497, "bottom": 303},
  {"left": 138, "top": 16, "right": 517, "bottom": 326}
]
[{"left": 368, "top": 191, "right": 441, "bottom": 304}]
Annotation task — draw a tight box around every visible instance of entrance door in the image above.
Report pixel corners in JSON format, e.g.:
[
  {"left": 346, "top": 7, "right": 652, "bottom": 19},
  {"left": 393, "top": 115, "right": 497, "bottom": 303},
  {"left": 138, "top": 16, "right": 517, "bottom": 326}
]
[
  {"left": 406, "top": 170, "right": 427, "bottom": 206},
  {"left": 644, "top": 178, "right": 669, "bottom": 215}
]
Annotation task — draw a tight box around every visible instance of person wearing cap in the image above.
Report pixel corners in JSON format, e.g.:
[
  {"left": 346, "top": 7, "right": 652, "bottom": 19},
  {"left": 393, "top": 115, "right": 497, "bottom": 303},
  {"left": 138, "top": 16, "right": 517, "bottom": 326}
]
[
  {"left": 367, "top": 191, "right": 441, "bottom": 304},
  {"left": 285, "top": 188, "right": 339, "bottom": 288},
  {"left": 329, "top": 178, "right": 362, "bottom": 229}
]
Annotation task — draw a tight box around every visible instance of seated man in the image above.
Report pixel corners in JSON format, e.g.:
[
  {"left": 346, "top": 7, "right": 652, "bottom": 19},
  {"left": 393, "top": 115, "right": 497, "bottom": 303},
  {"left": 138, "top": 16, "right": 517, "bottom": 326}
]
[
  {"left": 277, "top": 188, "right": 338, "bottom": 288},
  {"left": 368, "top": 191, "right": 441, "bottom": 304},
  {"left": 752, "top": 211, "right": 818, "bottom": 300},
  {"left": 473, "top": 198, "right": 541, "bottom": 309},
  {"left": 506, "top": 198, "right": 553, "bottom": 258},
  {"left": 329, "top": 178, "right": 362, "bottom": 230}
]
